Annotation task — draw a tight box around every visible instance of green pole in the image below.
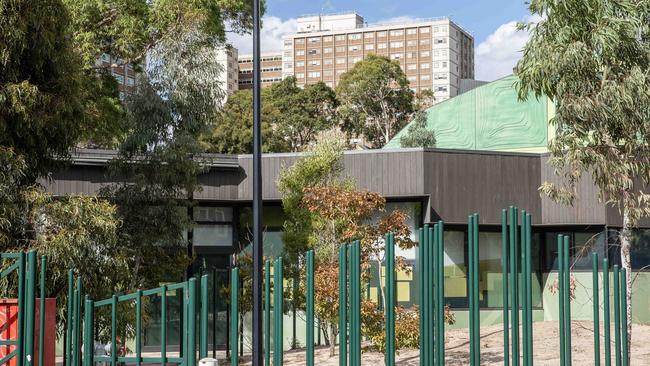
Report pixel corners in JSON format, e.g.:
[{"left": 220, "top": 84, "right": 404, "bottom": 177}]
[
  {"left": 592, "top": 253, "right": 600, "bottom": 366},
  {"left": 620, "top": 268, "right": 628, "bottom": 366},
  {"left": 613, "top": 265, "right": 621, "bottom": 366},
  {"left": 385, "top": 234, "right": 395, "bottom": 366},
  {"left": 274, "top": 258, "right": 284, "bottom": 366},
  {"left": 65, "top": 270, "right": 73, "bottom": 366},
  {"left": 473, "top": 214, "right": 480, "bottom": 365},
  {"left": 603, "top": 258, "right": 611, "bottom": 366},
  {"left": 558, "top": 235, "right": 566, "bottom": 366},
  {"left": 510, "top": 207, "right": 520, "bottom": 366},
  {"left": 136, "top": 290, "right": 142, "bottom": 366},
  {"left": 265, "top": 260, "right": 271, "bottom": 366},
  {"left": 25, "top": 251, "right": 36, "bottom": 366},
  {"left": 111, "top": 295, "right": 117, "bottom": 366},
  {"left": 17, "top": 253, "right": 25, "bottom": 366},
  {"left": 436, "top": 221, "right": 445, "bottom": 366},
  {"left": 468, "top": 216, "right": 475, "bottom": 366},
  {"left": 307, "top": 250, "right": 315, "bottom": 366},
  {"left": 200, "top": 275, "right": 209, "bottom": 359},
  {"left": 188, "top": 278, "right": 197, "bottom": 366},
  {"left": 521, "top": 212, "right": 528, "bottom": 366},
  {"left": 502, "top": 209, "right": 510, "bottom": 366},
  {"left": 38, "top": 256, "right": 46, "bottom": 366},
  {"left": 418, "top": 228, "right": 424, "bottom": 366},
  {"left": 563, "top": 235, "right": 572, "bottom": 365},
  {"left": 83, "top": 298, "right": 93, "bottom": 366},
  {"left": 161, "top": 285, "right": 167, "bottom": 366},
  {"left": 339, "top": 244, "right": 348, "bottom": 366},
  {"left": 72, "top": 288, "right": 79, "bottom": 366},
  {"left": 231, "top": 268, "right": 239, "bottom": 366},
  {"left": 523, "top": 213, "right": 533, "bottom": 366},
  {"left": 427, "top": 226, "right": 434, "bottom": 365},
  {"left": 351, "top": 241, "right": 361, "bottom": 366},
  {"left": 421, "top": 225, "right": 429, "bottom": 366}
]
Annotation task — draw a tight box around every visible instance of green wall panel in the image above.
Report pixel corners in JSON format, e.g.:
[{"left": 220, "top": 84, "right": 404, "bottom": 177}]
[{"left": 386, "top": 75, "right": 550, "bottom": 152}]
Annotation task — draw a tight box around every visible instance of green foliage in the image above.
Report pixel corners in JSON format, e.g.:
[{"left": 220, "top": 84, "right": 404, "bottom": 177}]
[
  {"left": 0, "top": 0, "right": 90, "bottom": 179},
  {"left": 517, "top": 0, "right": 650, "bottom": 225},
  {"left": 0, "top": 148, "right": 27, "bottom": 246},
  {"left": 63, "top": 0, "right": 262, "bottom": 66},
  {"left": 267, "top": 77, "right": 339, "bottom": 152},
  {"left": 336, "top": 54, "right": 415, "bottom": 148},
  {"left": 204, "top": 89, "right": 282, "bottom": 154},
  {"left": 278, "top": 140, "right": 347, "bottom": 272},
  {"left": 0, "top": 189, "right": 128, "bottom": 334},
  {"left": 205, "top": 77, "right": 338, "bottom": 153},
  {"left": 400, "top": 110, "right": 436, "bottom": 148}
]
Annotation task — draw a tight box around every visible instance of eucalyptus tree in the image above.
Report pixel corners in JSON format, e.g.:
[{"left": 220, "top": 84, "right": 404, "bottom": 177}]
[
  {"left": 336, "top": 55, "right": 414, "bottom": 148},
  {"left": 517, "top": 0, "right": 650, "bottom": 352}
]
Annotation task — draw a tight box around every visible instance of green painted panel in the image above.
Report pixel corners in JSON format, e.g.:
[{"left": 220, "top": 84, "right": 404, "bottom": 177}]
[{"left": 385, "top": 75, "right": 550, "bottom": 152}]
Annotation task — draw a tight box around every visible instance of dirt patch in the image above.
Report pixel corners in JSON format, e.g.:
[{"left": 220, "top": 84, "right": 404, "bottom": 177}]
[{"left": 237, "top": 321, "right": 650, "bottom": 365}]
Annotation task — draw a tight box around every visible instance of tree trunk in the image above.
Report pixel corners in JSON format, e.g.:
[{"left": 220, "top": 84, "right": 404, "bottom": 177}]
[
  {"left": 621, "top": 208, "right": 632, "bottom": 365},
  {"left": 328, "top": 324, "right": 337, "bottom": 357}
]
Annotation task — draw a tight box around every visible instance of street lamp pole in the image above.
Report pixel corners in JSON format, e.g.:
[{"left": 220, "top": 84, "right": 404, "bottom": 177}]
[{"left": 251, "top": 0, "right": 264, "bottom": 364}]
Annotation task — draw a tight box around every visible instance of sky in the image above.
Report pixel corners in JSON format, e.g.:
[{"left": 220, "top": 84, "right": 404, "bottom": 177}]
[{"left": 227, "top": 0, "right": 538, "bottom": 81}]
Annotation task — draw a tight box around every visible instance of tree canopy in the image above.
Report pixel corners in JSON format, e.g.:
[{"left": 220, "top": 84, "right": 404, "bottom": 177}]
[
  {"left": 400, "top": 110, "right": 436, "bottom": 148},
  {"left": 336, "top": 54, "right": 414, "bottom": 148},
  {"left": 517, "top": 0, "right": 650, "bottom": 354}
]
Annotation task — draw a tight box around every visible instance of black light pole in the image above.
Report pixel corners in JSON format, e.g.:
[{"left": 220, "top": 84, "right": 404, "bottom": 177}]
[{"left": 251, "top": 0, "right": 263, "bottom": 365}]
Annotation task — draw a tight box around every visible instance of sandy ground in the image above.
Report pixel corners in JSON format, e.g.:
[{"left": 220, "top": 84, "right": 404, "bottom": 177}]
[
  {"left": 236, "top": 321, "right": 650, "bottom": 365},
  {"left": 53, "top": 321, "right": 650, "bottom": 365}
]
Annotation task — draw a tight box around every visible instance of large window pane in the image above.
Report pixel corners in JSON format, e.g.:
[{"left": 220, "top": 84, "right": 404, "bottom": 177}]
[
  {"left": 193, "top": 225, "right": 233, "bottom": 246},
  {"left": 443, "top": 231, "right": 467, "bottom": 307}
]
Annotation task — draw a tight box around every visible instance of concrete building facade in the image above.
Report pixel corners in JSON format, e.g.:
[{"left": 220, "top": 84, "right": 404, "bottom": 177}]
[
  {"left": 215, "top": 47, "right": 239, "bottom": 104},
  {"left": 97, "top": 53, "right": 138, "bottom": 98},
  {"left": 237, "top": 53, "right": 283, "bottom": 90},
  {"left": 281, "top": 13, "right": 474, "bottom": 102}
]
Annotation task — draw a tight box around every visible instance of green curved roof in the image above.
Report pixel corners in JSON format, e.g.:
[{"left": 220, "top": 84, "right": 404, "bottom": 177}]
[{"left": 385, "top": 75, "right": 553, "bottom": 153}]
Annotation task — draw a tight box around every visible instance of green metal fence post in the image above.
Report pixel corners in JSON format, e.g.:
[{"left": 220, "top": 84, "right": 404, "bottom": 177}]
[
  {"left": 502, "top": 209, "right": 510, "bottom": 366},
  {"left": 200, "top": 275, "right": 209, "bottom": 359},
  {"left": 428, "top": 227, "right": 435, "bottom": 365},
  {"left": 307, "top": 250, "right": 315, "bottom": 366},
  {"left": 592, "top": 253, "right": 600, "bottom": 366},
  {"left": 38, "top": 256, "right": 46, "bottom": 366},
  {"left": 468, "top": 216, "right": 475, "bottom": 366},
  {"left": 563, "top": 235, "right": 572, "bottom": 366},
  {"left": 620, "top": 268, "right": 628, "bottom": 366},
  {"left": 231, "top": 268, "right": 239, "bottom": 366},
  {"left": 25, "top": 251, "right": 36, "bottom": 366},
  {"left": 385, "top": 233, "right": 395, "bottom": 366},
  {"left": 161, "top": 285, "right": 167, "bottom": 366},
  {"left": 603, "top": 257, "right": 611, "bottom": 366},
  {"left": 613, "top": 265, "right": 621, "bottom": 366},
  {"left": 339, "top": 244, "right": 348, "bottom": 366},
  {"left": 72, "top": 287, "right": 79, "bottom": 366},
  {"left": 521, "top": 212, "right": 528, "bottom": 366},
  {"left": 435, "top": 221, "right": 445, "bottom": 366},
  {"left": 418, "top": 228, "right": 424, "bottom": 366},
  {"left": 524, "top": 213, "right": 534, "bottom": 366},
  {"left": 420, "top": 225, "right": 430, "bottom": 366},
  {"left": 83, "top": 298, "right": 93, "bottom": 366},
  {"left": 274, "top": 258, "right": 284, "bottom": 366},
  {"left": 65, "top": 270, "right": 73, "bottom": 366},
  {"left": 350, "top": 241, "right": 361, "bottom": 366},
  {"left": 473, "top": 214, "right": 480, "bottom": 365},
  {"left": 111, "top": 295, "right": 117, "bottom": 366},
  {"left": 17, "top": 252, "right": 25, "bottom": 366},
  {"left": 136, "top": 290, "right": 142, "bottom": 366},
  {"left": 510, "top": 207, "right": 520, "bottom": 366},
  {"left": 558, "top": 235, "right": 566, "bottom": 366},
  {"left": 188, "top": 278, "right": 197, "bottom": 366},
  {"left": 265, "top": 260, "right": 271, "bottom": 366}
]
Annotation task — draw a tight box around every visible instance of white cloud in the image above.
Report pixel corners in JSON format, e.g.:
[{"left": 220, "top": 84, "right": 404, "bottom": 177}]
[
  {"left": 475, "top": 15, "right": 541, "bottom": 81},
  {"left": 227, "top": 16, "right": 298, "bottom": 55}
]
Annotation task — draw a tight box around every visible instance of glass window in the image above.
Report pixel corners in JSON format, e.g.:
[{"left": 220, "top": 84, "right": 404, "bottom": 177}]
[
  {"left": 194, "top": 207, "right": 233, "bottom": 222},
  {"left": 364, "top": 33, "right": 374, "bottom": 39},
  {"left": 543, "top": 231, "right": 605, "bottom": 270},
  {"left": 389, "top": 30, "right": 403, "bottom": 37},
  {"left": 420, "top": 27, "right": 431, "bottom": 34},
  {"left": 348, "top": 33, "right": 361, "bottom": 40},
  {"left": 407, "top": 28, "right": 417, "bottom": 35},
  {"left": 193, "top": 225, "right": 232, "bottom": 247},
  {"left": 378, "top": 43, "right": 387, "bottom": 49},
  {"left": 335, "top": 35, "right": 346, "bottom": 41},
  {"left": 324, "top": 47, "right": 332, "bottom": 53},
  {"left": 631, "top": 230, "right": 650, "bottom": 270},
  {"left": 442, "top": 231, "right": 467, "bottom": 307},
  {"left": 377, "top": 31, "right": 387, "bottom": 37},
  {"left": 365, "top": 44, "right": 374, "bottom": 51},
  {"left": 323, "top": 36, "right": 332, "bottom": 42}
]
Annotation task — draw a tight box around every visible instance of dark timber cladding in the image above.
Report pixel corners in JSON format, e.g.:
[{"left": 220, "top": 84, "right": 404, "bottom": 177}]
[{"left": 41, "top": 148, "right": 649, "bottom": 228}]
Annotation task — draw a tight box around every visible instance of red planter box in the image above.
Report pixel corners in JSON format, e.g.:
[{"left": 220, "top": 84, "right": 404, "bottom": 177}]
[{"left": 0, "top": 299, "right": 57, "bottom": 366}]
